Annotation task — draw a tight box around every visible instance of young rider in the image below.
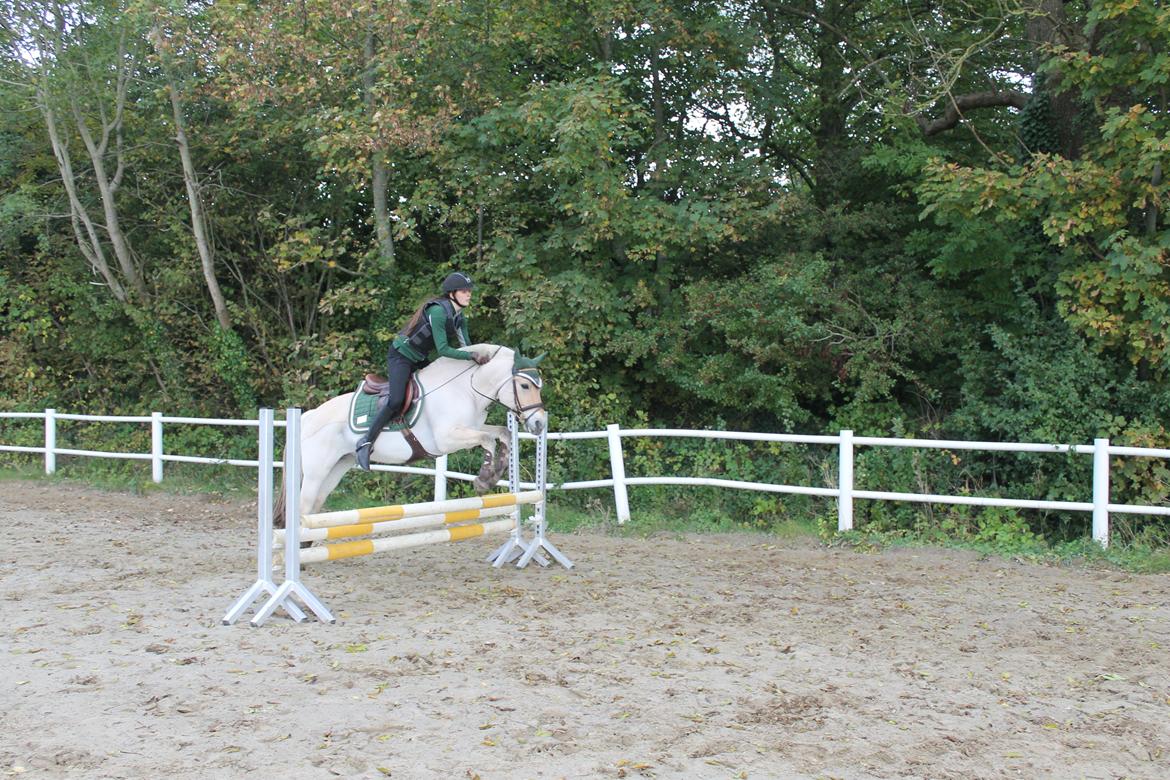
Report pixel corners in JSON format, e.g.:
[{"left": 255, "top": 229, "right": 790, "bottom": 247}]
[{"left": 354, "top": 271, "right": 489, "bottom": 471}]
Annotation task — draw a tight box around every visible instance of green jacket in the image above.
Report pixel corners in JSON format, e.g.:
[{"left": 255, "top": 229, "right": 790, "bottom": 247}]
[{"left": 393, "top": 300, "right": 474, "bottom": 364}]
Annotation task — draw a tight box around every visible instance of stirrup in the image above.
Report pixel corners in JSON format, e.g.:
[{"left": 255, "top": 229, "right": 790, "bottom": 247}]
[{"left": 355, "top": 440, "right": 373, "bottom": 471}]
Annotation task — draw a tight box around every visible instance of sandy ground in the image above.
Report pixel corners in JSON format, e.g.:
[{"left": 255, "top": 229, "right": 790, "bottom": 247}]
[{"left": 2, "top": 479, "right": 1169, "bottom": 780}]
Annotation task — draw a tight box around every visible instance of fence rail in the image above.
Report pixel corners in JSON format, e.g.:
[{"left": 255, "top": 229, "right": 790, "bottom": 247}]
[{"left": 2, "top": 408, "right": 1168, "bottom": 547}]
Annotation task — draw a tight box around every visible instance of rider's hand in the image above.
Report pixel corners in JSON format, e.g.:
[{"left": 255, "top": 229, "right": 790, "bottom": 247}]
[{"left": 473, "top": 352, "right": 491, "bottom": 365}]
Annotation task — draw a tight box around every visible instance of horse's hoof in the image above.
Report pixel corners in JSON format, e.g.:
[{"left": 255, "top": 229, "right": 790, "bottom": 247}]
[{"left": 473, "top": 476, "right": 491, "bottom": 495}]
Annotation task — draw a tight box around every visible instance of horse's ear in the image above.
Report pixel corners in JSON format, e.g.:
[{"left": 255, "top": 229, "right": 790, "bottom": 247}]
[{"left": 513, "top": 350, "right": 547, "bottom": 371}]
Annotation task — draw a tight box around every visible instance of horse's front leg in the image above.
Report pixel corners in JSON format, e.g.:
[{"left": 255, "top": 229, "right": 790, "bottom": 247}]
[
  {"left": 489, "top": 433, "right": 510, "bottom": 484},
  {"left": 441, "top": 424, "right": 509, "bottom": 494},
  {"left": 474, "top": 425, "right": 512, "bottom": 494}
]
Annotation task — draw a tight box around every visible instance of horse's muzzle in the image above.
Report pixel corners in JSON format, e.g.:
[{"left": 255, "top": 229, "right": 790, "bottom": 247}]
[{"left": 525, "top": 412, "right": 547, "bottom": 436}]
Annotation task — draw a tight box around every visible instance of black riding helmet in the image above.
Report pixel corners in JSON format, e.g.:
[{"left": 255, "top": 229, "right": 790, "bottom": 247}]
[{"left": 441, "top": 272, "right": 474, "bottom": 294}]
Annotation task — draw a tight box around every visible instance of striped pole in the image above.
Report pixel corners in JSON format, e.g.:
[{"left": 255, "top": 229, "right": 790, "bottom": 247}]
[
  {"left": 302, "top": 489, "right": 544, "bottom": 530},
  {"left": 299, "top": 517, "right": 517, "bottom": 564},
  {"left": 276, "top": 505, "right": 517, "bottom": 544}
]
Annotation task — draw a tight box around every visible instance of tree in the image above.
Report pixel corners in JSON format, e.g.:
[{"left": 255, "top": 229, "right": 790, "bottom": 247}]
[
  {"left": 148, "top": 9, "right": 232, "bottom": 331},
  {"left": 208, "top": 1, "right": 454, "bottom": 275},
  {"left": 8, "top": 0, "right": 149, "bottom": 302},
  {"left": 920, "top": 0, "right": 1170, "bottom": 373}
]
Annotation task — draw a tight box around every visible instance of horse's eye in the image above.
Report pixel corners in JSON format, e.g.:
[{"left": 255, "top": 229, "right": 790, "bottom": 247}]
[{"left": 520, "top": 383, "right": 531, "bottom": 390}]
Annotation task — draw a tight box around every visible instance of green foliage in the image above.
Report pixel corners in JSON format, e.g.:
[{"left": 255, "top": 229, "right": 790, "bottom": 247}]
[
  {"left": 921, "top": 0, "right": 1170, "bottom": 373},
  {"left": 1018, "top": 90, "right": 1060, "bottom": 158},
  {"left": 946, "top": 506, "right": 1040, "bottom": 550},
  {"left": 622, "top": 434, "right": 828, "bottom": 532},
  {"left": 206, "top": 325, "right": 256, "bottom": 413}
]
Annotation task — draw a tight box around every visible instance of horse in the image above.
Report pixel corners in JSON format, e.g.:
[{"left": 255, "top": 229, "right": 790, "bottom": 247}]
[{"left": 274, "top": 345, "right": 547, "bottom": 526}]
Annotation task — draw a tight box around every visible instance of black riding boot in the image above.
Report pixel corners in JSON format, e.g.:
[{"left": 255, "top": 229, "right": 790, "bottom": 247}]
[
  {"left": 355, "top": 436, "right": 374, "bottom": 471},
  {"left": 356, "top": 349, "right": 416, "bottom": 471},
  {"left": 355, "top": 401, "right": 396, "bottom": 471}
]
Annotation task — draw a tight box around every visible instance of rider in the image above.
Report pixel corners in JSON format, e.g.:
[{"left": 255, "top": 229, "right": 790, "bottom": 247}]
[{"left": 354, "top": 271, "right": 490, "bottom": 471}]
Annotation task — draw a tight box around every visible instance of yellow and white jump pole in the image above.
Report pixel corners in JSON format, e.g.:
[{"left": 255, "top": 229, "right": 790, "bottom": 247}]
[
  {"left": 300, "top": 490, "right": 544, "bottom": 529},
  {"left": 275, "top": 505, "right": 518, "bottom": 544},
  {"left": 298, "top": 517, "right": 518, "bottom": 564}
]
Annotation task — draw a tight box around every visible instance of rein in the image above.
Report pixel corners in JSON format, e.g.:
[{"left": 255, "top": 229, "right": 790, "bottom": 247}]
[{"left": 415, "top": 347, "right": 543, "bottom": 422}]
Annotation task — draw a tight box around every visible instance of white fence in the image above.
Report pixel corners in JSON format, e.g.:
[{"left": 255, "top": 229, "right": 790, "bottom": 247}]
[{"left": 3, "top": 408, "right": 1169, "bottom": 547}]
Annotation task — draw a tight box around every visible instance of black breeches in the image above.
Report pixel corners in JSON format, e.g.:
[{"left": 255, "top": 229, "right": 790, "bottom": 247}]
[{"left": 364, "top": 349, "right": 418, "bottom": 445}]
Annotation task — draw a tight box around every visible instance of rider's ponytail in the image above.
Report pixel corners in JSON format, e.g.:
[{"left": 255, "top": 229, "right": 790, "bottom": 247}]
[{"left": 399, "top": 296, "right": 442, "bottom": 337}]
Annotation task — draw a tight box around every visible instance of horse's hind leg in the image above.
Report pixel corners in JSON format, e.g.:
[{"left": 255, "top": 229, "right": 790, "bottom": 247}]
[
  {"left": 293, "top": 457, "right": 351, "bottom": 551},
  {"left": 274, "top": 439, "right": 346, "bottom": 526},
  {"left": 301, "top": 457, "right": 352, "bottom": 516}
]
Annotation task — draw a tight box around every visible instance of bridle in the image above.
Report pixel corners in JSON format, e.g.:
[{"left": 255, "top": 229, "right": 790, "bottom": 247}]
[{"left": 470, "top": 358, "right": 545, "bottom": 424}]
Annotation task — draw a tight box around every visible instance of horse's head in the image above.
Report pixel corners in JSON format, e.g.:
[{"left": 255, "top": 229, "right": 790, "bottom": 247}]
[
  {"left": 479, "top": 348, "right": 547, "bottom": 435},
  {"left": 509, "top": 350, "right": 548, "bottom": 435}
]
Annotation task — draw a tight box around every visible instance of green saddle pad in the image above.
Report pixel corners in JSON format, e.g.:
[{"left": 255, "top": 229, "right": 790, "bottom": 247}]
[{"left": 348, "top": 376, "right": 424, "bottom": 434}]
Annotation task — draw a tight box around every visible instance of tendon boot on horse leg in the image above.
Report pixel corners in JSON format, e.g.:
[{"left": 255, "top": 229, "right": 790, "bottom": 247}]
[
  {"left": 473, "top": 443, "right": 496, "bottom": 494},
  {"left": 489, "top": 437, "right": 510, "bottom": 484},
  {"left": 471, "top": 433, "right": 511, "bottom": 494},
  {"left": 472, "top": 432, "right": 507, "bottom": 493}
]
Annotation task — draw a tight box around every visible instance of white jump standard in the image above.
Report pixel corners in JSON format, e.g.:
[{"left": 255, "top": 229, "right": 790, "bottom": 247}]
[
  {"left": 224, "top": 407, "right": 334, "bottom": 626},
  {"left": 488, "top": 408, "right": 572, "bottom": 569},
  {"left": 224, "top": 407, "right": 572, "bottom": 627},
  {"left": 222, "top": 408, "right": 307, "bottom": 625}
]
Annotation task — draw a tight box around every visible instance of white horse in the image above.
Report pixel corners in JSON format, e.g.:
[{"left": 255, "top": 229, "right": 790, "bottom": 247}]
[{"left": 275, "top": 345, "right": 547, "bottom": 524}]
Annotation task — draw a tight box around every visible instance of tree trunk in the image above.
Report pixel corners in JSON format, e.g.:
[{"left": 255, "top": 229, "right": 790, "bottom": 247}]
[
  {"left": 810, "top": 0, "right": 852, "bottom": 207},
  {"left": 1148, "top": 162, "right": 1163, "bottom": 237},
  {"left": 36, "top": 5, "right": 143, "bottom": 300},
  {"left": 69, "top": 63, "right": 146, "bottom": 299},
  {"left": 39, "top": 96, "right": 127, "bottom": 301},
  {"left": 152, "top": 24, "right": 233, "bottom": 330},
  {"left": 167, "top": 83, "right": 232, "bottom": 330},
  {"left": 649, "top": 41, "right": 666, "bottom": 167},
  {"left": 363, "top": 29, "right": 396, "bottom": 269},
  {"left": 1026, "top": 0, "right": 1086, "bottom": 159}
]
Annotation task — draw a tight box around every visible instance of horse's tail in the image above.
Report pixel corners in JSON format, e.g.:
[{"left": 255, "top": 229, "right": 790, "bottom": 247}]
[
  {"left": 272, "top": 480, "right": 286, "bottom": 530},
  {"left": 271, "top": 474, "right": 313, "bottom": 549}
]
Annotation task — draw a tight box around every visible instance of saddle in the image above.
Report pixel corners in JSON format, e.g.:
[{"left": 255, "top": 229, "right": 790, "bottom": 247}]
[
  {"left": 361, "top": 372, "right": 418, "bottom": 418},
  {"left": 349, "top": 373, "right": 430, "bottom": 463}
]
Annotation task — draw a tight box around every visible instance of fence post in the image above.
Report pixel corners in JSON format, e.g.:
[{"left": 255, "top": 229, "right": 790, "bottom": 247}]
[
  {"left": 151, "top": 412, "right": 164, "bottom": 483},
  {"left": 433, "top": 454, "right": 448, "bottom": 502},
  {"left": 1092, "top": 438, "right": 1110, "bottom": 548},
  {"left": 44, "top": 408, "right": 56, "bottom": 475},
  {"left": 838, "top": 429, "right": 854, "bottom": 532},
  {"left": 606, "top": 423, "right": 631, "bottom": 524}
]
